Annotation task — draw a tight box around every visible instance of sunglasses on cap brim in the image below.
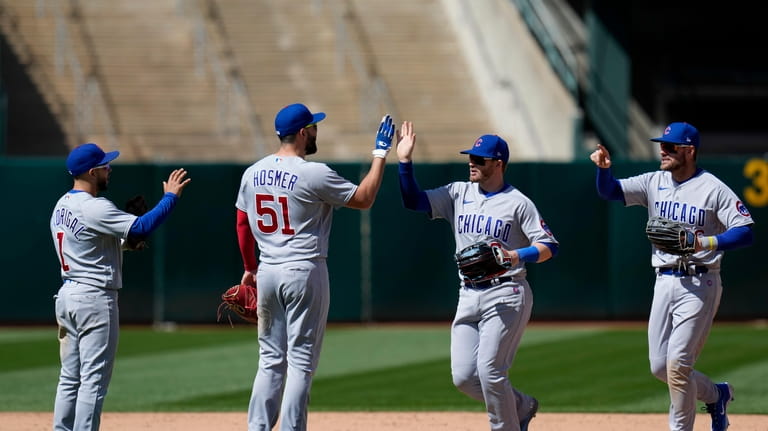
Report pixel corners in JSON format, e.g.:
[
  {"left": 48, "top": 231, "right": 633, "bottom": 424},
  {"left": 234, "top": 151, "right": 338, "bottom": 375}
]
[
  {"left": 659, "top": 142, "right": 693, "bottom": 154},
  {"left": 469, "top": 155, "right": 499, "bottom": 166}
]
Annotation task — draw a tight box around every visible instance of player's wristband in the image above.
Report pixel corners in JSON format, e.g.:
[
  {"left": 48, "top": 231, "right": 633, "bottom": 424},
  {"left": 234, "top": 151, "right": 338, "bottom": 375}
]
[
  {"left": 703, "top": 236, "right": 718, "bottom": 251},
  {"left": 515, "top": 246, "right": 540, "bottom": 263},
  {"left": 372, "top": 148, "right": 389, "bottom": 158}
]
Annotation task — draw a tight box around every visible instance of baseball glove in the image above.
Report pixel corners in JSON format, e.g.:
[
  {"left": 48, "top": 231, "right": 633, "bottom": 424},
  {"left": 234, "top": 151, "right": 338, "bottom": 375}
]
[
  {"left": 645, "top": 216, "right": 696, "bottom": 255},
  {"left": 124, "top": 195, "right": 148, "bottom": 251},
  {"left": 455, "top": 241, "right": 510, "bottom": 282},
  {"left": 217, "top": 284, "right": 258, "bottom": 326}
]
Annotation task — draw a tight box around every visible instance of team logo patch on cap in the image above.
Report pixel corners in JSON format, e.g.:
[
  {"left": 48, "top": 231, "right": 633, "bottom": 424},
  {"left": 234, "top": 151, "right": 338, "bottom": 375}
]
[
  {"left": 540, "top": 219, "right": 553, "bottom": 236},
  {"left": 474, "top": 138, "right": 483, "bottom": 147},
  {"left": 736, "top": 200, "right": 751, "bottom": 217}
]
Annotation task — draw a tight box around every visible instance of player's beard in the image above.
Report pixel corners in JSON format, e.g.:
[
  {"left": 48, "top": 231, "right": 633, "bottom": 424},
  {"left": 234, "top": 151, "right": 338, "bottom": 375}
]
[
  {"left": 305, "top": 135, "right": 318, "bottom": 155},
  {"left": 660, "top": 156, "right": 682, "bottom": 172},
  {"left": 468, "top": 167, "right": 486, "bottom": 183},
  {"left": 97, "top": 176, "right": 109, "bottom": 192}
]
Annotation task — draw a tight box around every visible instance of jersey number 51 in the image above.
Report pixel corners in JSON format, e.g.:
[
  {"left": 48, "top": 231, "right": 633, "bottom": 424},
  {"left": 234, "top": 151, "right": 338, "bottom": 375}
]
[{"left": 255, "top": 193, "right": 296, "bottom": 235}]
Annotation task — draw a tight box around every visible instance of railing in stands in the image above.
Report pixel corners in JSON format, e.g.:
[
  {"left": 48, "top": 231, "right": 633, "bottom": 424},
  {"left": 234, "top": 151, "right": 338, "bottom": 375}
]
[
  {"left": 181, "top": 0, "right": 267, "bottom": 158},
  {"left": 324, "top": 0, "right": 399, "bottom": 131},
  {"left": 512, "top": 0, "right": 656, "bottom": 160},
  {"left": 38, "top": 0, "right": 118, "bottom": 150}
]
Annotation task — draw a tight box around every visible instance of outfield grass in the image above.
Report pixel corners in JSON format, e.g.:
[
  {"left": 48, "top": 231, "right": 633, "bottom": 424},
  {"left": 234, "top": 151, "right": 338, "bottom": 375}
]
[{"left": 1, "top": 322, "right": 766, "bottom": 413}]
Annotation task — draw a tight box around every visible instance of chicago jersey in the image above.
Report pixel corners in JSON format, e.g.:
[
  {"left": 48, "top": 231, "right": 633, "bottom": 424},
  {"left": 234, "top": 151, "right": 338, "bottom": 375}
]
[
  {"left": 426, "top": 182, "right": 558, "bottom": 278},
  {"left": 620, "top": 169, "right": 754, "bottom": 268}
]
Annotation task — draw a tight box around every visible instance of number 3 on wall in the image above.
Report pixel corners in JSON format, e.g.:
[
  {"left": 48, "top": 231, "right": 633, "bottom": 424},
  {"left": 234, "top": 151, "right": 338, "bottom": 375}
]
[
  {"left": 744, "top": 158, "right": 768, "bottom": 208},
  {"left": 255, "top": 194, "right": 296, "bottom": 234}
]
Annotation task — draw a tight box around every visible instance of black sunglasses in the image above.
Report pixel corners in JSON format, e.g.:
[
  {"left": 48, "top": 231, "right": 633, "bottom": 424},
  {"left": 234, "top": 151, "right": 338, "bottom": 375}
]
[
  {"left": 469, "top": 155, "right": 497, "bottom": 166},
  {"left": 659, "top": 142, "right": 692, "bottom": 154}
]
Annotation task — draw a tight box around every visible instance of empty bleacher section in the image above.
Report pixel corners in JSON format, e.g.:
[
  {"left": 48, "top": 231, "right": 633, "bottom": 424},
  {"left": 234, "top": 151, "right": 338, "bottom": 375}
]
[
  {"left": 212, "top": 0, "right": 365, "bottom": 161},
  {"left": 0, "top": 0, "right": 579, "bottom": 162},
  {"left": 0, "top": 0, "right": 259, "bottom": 162},
  {"left": 213, "top": 0, "right": 495, "bottom": 162},
  {"left": 78, "top": 0, "right": 226, "bottom": 161}
]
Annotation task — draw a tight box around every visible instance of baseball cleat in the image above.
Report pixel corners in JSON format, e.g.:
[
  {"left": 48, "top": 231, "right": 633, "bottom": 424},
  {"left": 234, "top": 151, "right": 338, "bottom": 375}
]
[
  {"left": 704, "top": 382, "right": 733, "bottom": 431},
  {"left": 520, "top": 397, "right": 539, "bottom": 431}
]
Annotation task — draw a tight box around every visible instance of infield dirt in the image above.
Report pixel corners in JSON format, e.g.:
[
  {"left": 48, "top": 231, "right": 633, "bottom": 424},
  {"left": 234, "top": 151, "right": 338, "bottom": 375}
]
[{"left": 5, "top": 412, "right": 768, "bottom": 430}]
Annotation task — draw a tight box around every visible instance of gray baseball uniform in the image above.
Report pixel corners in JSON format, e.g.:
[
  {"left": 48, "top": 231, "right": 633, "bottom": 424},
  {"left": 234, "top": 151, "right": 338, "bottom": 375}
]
[
  {"left": 619, "top": 169, "right": 753, "bottom": 430},
  {"left": 426, "top": 181, "right": 558, "bottom": 431},
  {"left": 51, "top": 142, "right": 188, "bottom": 431},
  {"left": 236, "top": 155, "right": 357, "bottom": 431},
  {"left": 50, "top": 191, "right": 137, "bottom": 431}
]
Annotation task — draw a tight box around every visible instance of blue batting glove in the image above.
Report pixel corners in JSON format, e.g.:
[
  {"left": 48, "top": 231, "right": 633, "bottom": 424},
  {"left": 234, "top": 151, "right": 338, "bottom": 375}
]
[{"left": 373, "top": 115, "right": 395, "bottom": 158}]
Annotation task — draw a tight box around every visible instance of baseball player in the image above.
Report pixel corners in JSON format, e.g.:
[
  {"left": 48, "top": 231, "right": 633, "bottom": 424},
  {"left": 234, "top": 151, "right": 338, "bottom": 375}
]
[
  {"left": 235, "top": 103, "right": 395, "bottom": 431},
  {"left": 590, "top": 122, "right": 754, "bottom": 431},
  {"left": 396, "top": 122, "right": 559, "bottom": 431},
  {"left": 50, "top": 143, "right": 191, "bottom": 431}
]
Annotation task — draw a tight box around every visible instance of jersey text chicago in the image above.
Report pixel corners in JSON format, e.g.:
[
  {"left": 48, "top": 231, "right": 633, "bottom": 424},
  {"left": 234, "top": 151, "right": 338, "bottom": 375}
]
[
  {"left": 457, "top": 213, "right": 513, "bottom": 241},
  {"left": 654, "top": 200, "right": 706, "bottom": 226}
]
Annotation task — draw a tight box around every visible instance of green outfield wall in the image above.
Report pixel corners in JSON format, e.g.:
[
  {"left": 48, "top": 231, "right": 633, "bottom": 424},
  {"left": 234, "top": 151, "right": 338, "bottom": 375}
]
[{"left": 2, "top": 157, "right": 766, "bottom": 323}]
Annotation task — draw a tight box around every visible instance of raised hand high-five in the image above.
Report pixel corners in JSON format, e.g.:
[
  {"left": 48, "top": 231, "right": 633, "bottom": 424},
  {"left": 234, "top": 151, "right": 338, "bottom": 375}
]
[{"left": 396, "top": 121, "right": 416, "bottom": 163}]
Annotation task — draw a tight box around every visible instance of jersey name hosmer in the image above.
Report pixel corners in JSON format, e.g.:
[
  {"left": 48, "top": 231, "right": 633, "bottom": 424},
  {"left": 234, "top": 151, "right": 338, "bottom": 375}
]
[
  {"left": 252, "top": 169, "right": 299, "bottom": 191},
  {"left": 654, "top": 200, "right": 706, "bottom": 226},
  {"left": 52, "top": 207, "right": 86, "bottom": 239},
  {"left": 457, "top": 212, "right": 513, "bottom": 241}
]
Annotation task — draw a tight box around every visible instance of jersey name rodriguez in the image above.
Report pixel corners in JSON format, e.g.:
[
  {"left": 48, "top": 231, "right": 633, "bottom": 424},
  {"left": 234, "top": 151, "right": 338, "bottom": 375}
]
[
  {"left": 654, "top": 200, "right": 706, "bottom": 227},
  {"left": 457, "top": 212, "right": 513, "bottom": 242},
  {"left": 251, "top": 169, "right": 299, "bottom": 191},
  {"left": 53, "top": 207, "right": 86, "bottom": 239}
]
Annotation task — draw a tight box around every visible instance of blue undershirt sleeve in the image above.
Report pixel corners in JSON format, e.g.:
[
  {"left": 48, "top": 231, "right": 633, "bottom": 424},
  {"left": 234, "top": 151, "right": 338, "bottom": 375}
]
[
  {"left": 543, "top": 242, "right": 559, "bottom": 257},
  {"left": 398, "top": 162, "right": 431, "bottom": 212},
  {"left": 596, "top": 167, "right": 625, "bottom": 201},
  {"left": 716, "top": 225, "right": 753, "bottom": 250},
  {"left": 128, "top": 192, "right": 178, "bottom": 236}
]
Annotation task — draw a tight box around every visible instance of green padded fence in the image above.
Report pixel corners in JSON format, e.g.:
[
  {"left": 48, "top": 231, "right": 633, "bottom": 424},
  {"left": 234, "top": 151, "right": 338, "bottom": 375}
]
[{"left": 1, "top": 157, "right": 766, "bottom": 324}]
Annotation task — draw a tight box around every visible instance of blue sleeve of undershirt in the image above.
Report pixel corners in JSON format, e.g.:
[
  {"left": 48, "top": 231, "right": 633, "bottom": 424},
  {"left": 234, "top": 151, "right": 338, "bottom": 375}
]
[
  {"left": 716, "top": 225, "right": 753, "bottom": 250},
  {"left": 398, "top": 162, "right": 431, "bottom": 212},
  {"left": 128, "top": 192, "right": 178, "bottom": 236},
  {"left": 543, "top": 242, "right": 559, "bottom": 257},
  {"left": 596, "top": 167, "right": 625, "bottom": 201}
]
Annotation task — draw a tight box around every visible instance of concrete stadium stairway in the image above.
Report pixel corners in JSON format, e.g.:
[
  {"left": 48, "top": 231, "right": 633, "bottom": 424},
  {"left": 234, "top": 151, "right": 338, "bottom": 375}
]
[
  {"left": 214, "top": 0, "right": 366, "bottom": 161},
  {"left": 78, "top": 0, "right": 221, "bottom": 161},
  {"left": 217, "top": 0, "right": 491, "bottom": 162},
  {"left": 346, "top": 0, "right": 492, "bottom": 162}
]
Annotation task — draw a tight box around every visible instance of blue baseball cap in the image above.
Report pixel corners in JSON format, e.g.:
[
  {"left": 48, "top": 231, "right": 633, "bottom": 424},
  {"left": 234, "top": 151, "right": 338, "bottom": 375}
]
[
  {"left": 66, "top": 143, "right": 120, "bottom": 176},
  {"left": 650, "top": 122, "right": 700, "bottom": 148},
  {"left": 460, "top": 134, "right": 509, "bottom": 164},
  {"left": 274, "top": 103, "right": 326, "bottom": 137}
]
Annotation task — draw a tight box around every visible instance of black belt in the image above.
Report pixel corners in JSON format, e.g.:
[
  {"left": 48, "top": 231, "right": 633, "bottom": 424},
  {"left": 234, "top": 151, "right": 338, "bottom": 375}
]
[
  {"left": 657, "top": 266, "right": 709, "bottom": 277},
  {"left": 464, "top": 275, "right": 514, "bottom": 289}
]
